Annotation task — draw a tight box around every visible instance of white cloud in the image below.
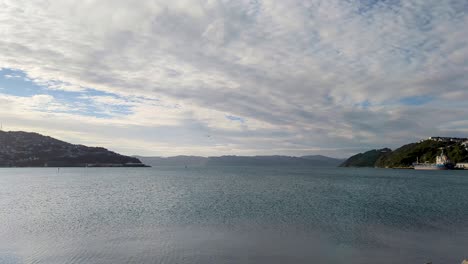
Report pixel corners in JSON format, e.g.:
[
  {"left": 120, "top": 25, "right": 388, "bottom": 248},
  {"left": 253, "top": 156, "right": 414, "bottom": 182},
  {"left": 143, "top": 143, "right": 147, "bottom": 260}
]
[{"left": 0, "top": 0, "right": 467, "bottom": 157}]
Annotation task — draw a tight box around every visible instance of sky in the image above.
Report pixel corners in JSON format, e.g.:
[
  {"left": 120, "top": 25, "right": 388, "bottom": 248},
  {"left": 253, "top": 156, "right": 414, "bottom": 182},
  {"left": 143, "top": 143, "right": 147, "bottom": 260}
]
[{"left": 0, "top": 0, "right": 467, "bottom": 158}]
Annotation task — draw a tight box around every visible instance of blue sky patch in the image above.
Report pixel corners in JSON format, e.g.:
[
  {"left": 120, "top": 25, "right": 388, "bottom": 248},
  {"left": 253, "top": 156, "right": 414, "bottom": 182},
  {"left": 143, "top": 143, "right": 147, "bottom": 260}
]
[
  {"left": 399, "top": 95, "right": 433, "bottom": 106},
  {"left": 355, "top": 100, "right": 371, "bottom": 109},
  {"left": 0, "top": 68, "right": 37, "bottom": 97},
  {"left": 0, "top": 68, "right": 134, "bottom": 118},
  {"left": 226, "top": 115, "right": 245, "bottom": 123},
  {"left": 355, "top": 0, "right": 401, "bottom": 15}
]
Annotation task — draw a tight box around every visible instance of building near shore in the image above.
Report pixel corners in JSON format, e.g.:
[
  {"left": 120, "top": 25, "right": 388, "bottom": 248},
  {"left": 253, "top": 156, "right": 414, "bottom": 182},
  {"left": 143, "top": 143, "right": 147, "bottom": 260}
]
[{"left": 455, "top": 163, "right": 468, "bottom": 169}]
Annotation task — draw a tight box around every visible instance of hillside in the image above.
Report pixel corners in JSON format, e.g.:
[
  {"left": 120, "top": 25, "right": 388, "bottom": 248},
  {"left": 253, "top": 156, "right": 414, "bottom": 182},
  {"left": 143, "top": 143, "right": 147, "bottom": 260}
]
[
  {"left": 340, "top": 148, "right": 391, "bottom": 167},
  {"left": 341, "top": 139, "right": 468, "bottom": 168},
  {"left": 137, "top": 155, "right": 343, "bottom": 167},
  {"left": 375, "top": 140, "right": 468, "bottom": 168},
  {"left": 0, "top": 131, "right": 144, "bottom": 167}
]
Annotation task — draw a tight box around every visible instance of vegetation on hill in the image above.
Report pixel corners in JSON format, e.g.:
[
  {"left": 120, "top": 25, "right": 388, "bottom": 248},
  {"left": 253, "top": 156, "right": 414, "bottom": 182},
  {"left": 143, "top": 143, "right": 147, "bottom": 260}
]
[
  {"left": 375, "top": 140, "right": 468, "bottom": 168},
  {"left": 341, "top": 140, "right": 468, "bottom": 168},
  {"left": 0, "top": 131, "right": 143, "bottom": 167},
  {"left": 339, "top": 148, "right": 391, "bottom": 167}
]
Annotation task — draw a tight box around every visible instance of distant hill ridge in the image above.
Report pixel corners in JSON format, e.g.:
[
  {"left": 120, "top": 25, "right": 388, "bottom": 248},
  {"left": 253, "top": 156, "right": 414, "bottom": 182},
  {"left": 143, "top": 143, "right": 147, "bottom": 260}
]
[
  {"left": 0, "top": 131, "right": 144, "bottom": 167},
  {"left": 341, "top": 137, "right": 468, "bottom": 168},
  {"left": 135, "top": 154, "right": 344, "bottom": 167}
]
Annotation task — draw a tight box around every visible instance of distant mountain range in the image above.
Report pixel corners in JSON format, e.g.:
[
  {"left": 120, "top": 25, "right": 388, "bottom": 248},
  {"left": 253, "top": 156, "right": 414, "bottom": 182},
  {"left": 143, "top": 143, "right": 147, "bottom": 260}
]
[
  {"left": 340, "top": 138, "right": 468, "bottom": 168},
  {"left": 11, "top": 130, "right": 466, "bottom": 170},
  {"left": 0, "top": 131, "right": 144, "bottom": 167},
  {"left": 0, "top": 130, "right": 345, "bottom": 168},
  {"left": 135, "top": 155, "right": 344, "bottom": 167}
]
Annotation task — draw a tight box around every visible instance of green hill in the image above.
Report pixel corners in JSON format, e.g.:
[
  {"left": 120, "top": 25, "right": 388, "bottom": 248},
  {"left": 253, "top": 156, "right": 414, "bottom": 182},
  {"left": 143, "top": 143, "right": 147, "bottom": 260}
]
[
  {"left": 375, "top": 140, "right": 468, "bottom": 168},
  {"left": 0, "top": 131, "right": 144, "bottom": 167},
  {"left": 340, "top": 148, "right": 391, "bottom": 167},
  {"left": 341, "top": 139, "right": 468, "bottom": 168}
]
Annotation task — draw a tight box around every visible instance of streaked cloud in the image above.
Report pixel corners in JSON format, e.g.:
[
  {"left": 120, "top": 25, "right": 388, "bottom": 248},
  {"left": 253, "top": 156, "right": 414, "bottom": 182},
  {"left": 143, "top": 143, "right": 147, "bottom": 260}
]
[{"left": 0, "top": 0, "right": 467, "bottom": 157}]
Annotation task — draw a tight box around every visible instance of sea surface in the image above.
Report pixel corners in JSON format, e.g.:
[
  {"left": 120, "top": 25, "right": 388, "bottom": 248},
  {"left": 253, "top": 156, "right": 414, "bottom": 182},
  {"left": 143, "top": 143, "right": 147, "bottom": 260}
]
[{"left": 0, "top": 167, "right": 467, "bottom": 264}]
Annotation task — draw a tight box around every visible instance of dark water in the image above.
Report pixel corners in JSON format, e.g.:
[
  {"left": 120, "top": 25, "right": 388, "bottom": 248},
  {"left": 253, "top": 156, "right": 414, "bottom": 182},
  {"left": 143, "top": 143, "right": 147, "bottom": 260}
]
[{"left": 0, "top": 167, "right": 467, "bottom": 264}]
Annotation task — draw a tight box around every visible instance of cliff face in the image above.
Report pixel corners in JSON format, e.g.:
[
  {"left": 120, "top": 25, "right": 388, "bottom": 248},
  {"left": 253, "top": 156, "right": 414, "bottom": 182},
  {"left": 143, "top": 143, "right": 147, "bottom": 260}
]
[{"left": 0, "top": 131, "right": 142, "bottom": 167}]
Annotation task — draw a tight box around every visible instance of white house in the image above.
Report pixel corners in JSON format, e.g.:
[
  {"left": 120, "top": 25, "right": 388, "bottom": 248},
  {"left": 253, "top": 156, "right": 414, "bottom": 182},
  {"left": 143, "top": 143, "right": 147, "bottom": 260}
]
[{"left": 455, "top": 163, "right": 468, "bottom": 169}]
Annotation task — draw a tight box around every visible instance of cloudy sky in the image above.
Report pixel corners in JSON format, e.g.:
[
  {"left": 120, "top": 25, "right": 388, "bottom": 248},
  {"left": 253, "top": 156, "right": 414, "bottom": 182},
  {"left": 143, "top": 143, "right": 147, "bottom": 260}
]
[{"left": 0, "top": 0, "right": 467, "bottom": 157}]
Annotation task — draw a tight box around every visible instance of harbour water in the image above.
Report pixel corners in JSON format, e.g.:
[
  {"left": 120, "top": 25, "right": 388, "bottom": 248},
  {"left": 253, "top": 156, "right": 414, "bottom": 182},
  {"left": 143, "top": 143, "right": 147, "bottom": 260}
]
[{"left": 0, "top": 167, "right": 467, "bottom": 264}]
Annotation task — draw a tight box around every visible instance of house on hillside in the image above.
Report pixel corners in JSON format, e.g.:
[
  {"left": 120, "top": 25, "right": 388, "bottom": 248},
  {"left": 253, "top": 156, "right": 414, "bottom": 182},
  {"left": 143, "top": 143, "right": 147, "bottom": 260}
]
[
  {"left": 462, "top": 141, "right": 468, "bottom": 151},
  {"left": 428, "top": 137, "right": 468, "bottom": 143}
]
